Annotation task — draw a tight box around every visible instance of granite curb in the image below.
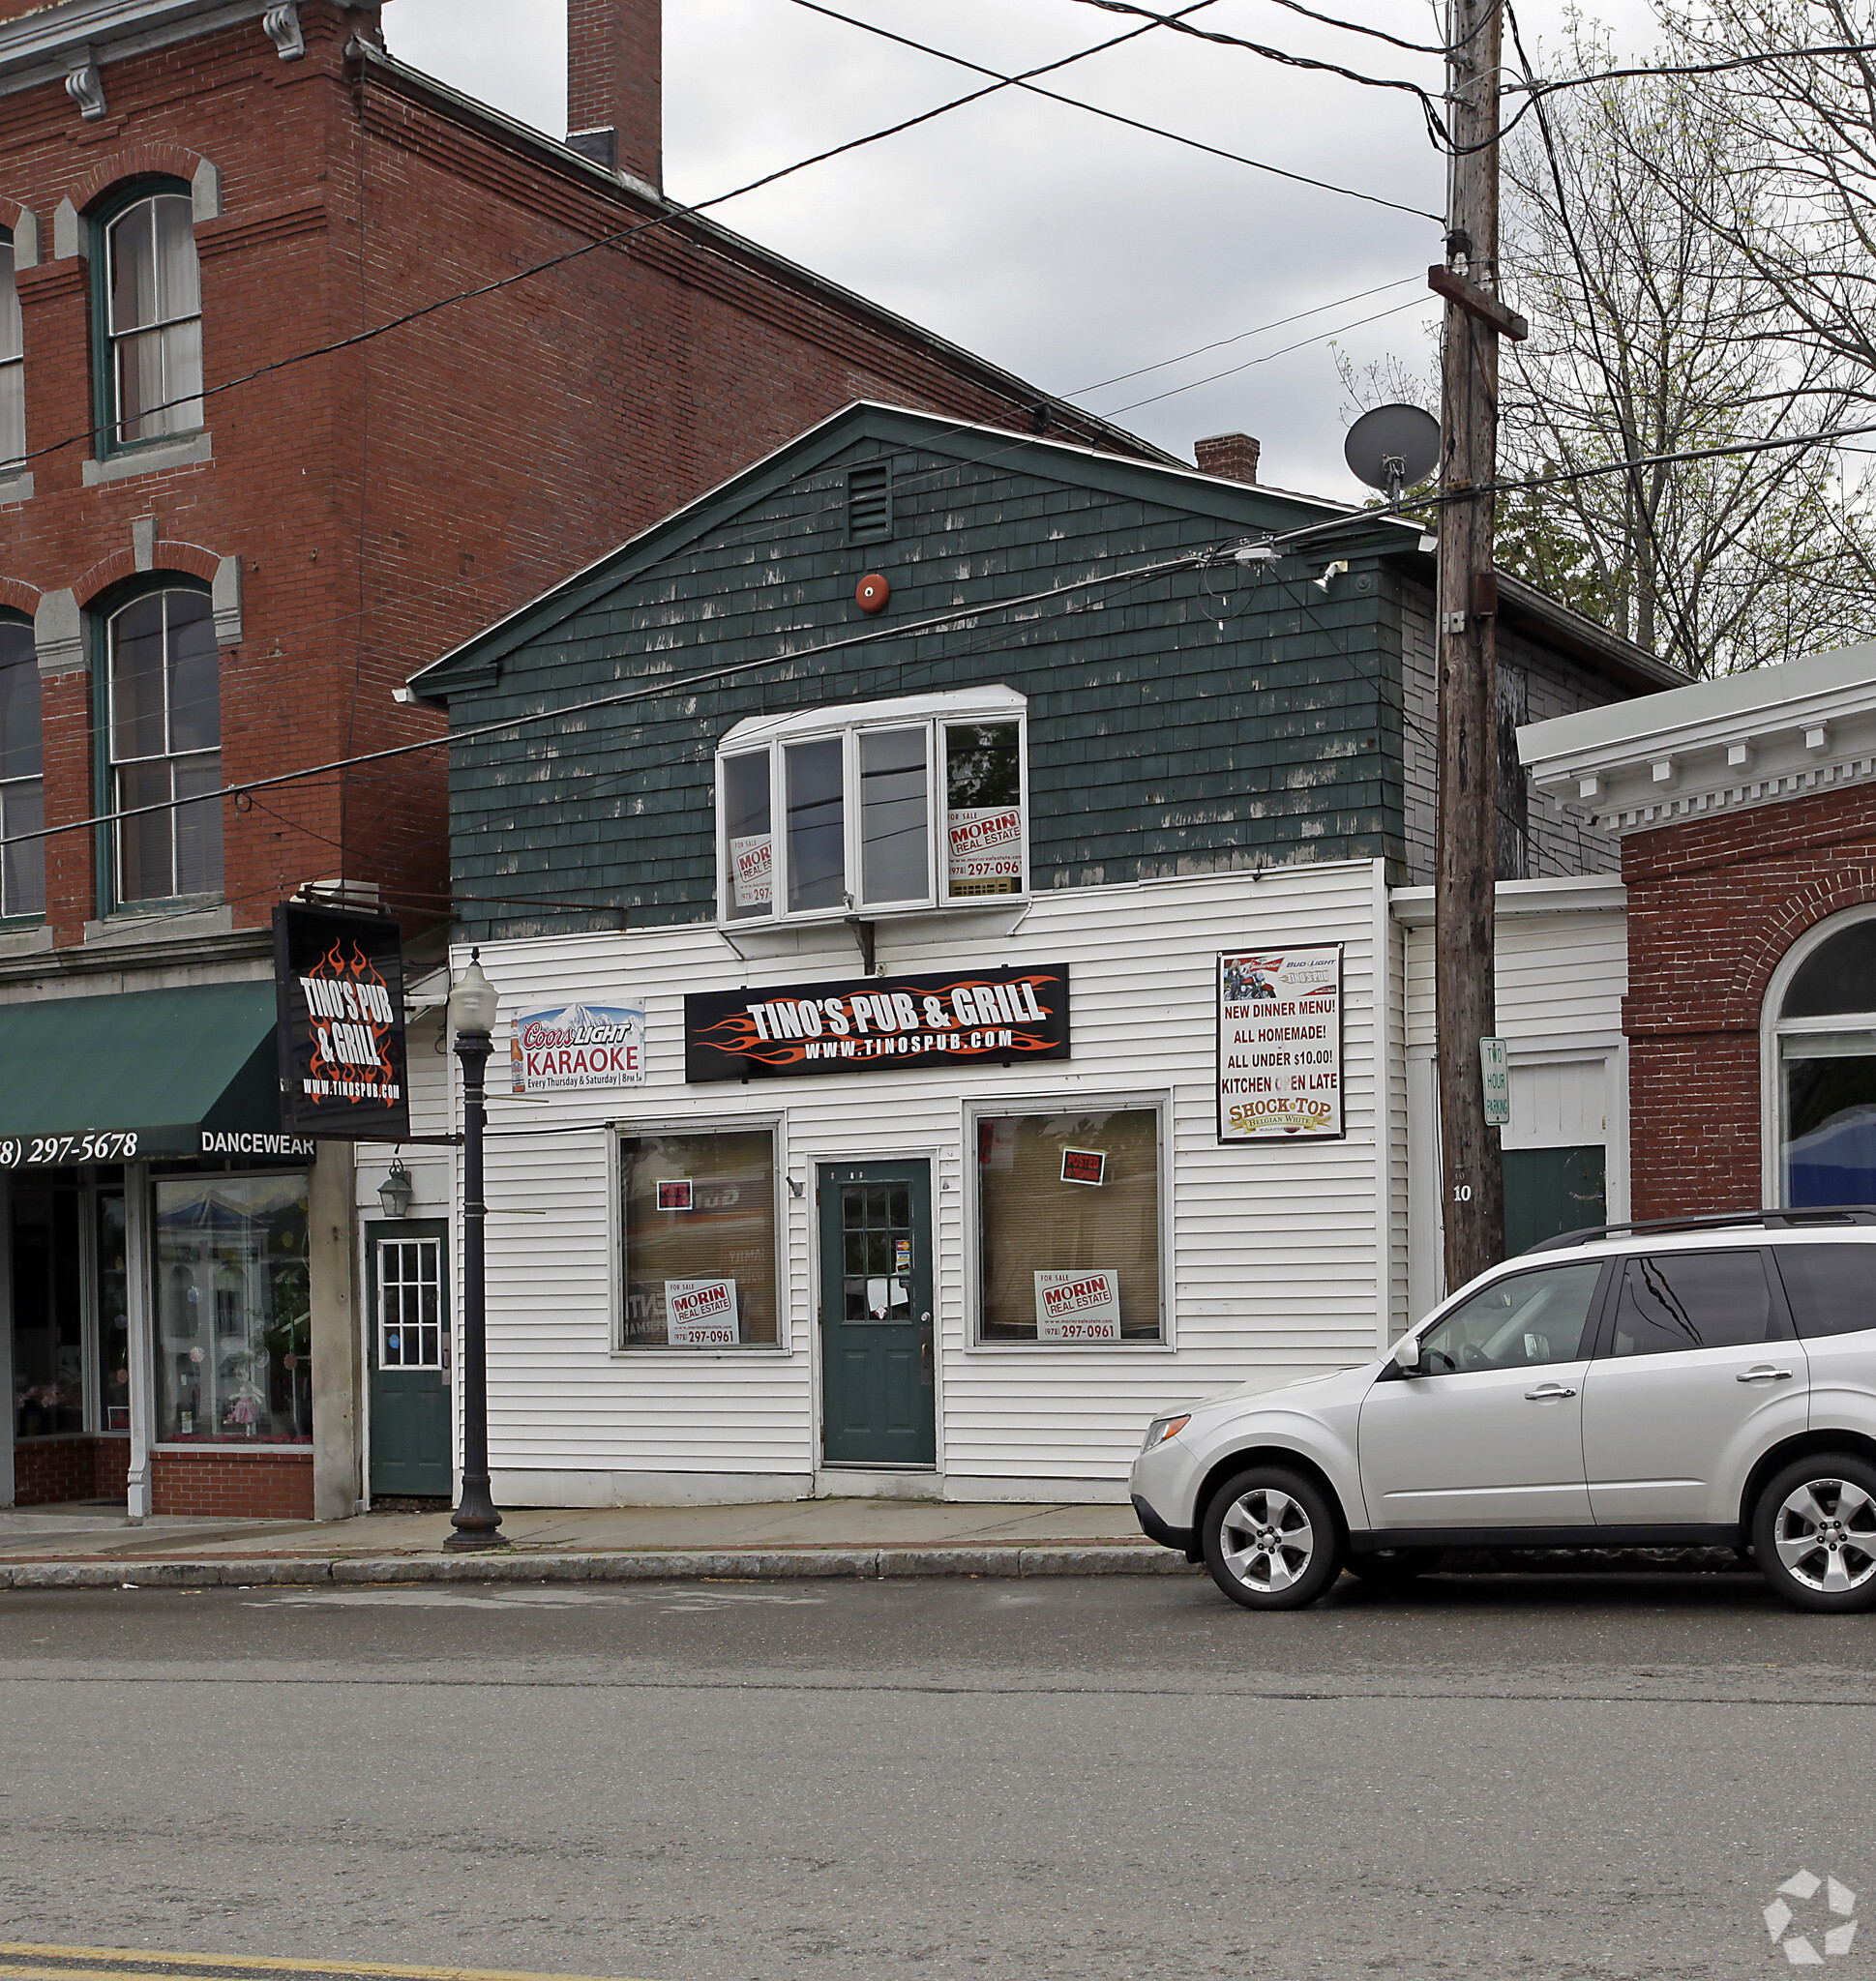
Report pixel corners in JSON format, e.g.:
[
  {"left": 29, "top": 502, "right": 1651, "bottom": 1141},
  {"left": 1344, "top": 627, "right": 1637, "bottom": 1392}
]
[{"left": 0, "top": 1544, "right": 1194, "bottom": 1589}]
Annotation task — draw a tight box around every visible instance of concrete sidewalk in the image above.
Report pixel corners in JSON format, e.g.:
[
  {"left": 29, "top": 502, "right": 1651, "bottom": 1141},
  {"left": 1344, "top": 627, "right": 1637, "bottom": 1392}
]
[{"left": 0, "top": 1495, "right": 1192, "bottom": 1588}]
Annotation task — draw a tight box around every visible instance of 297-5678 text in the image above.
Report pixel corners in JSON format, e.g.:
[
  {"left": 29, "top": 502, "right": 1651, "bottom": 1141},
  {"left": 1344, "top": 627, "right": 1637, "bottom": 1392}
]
[{"left": 0, "top": 1132, "right": 141, "bottom": 1168}]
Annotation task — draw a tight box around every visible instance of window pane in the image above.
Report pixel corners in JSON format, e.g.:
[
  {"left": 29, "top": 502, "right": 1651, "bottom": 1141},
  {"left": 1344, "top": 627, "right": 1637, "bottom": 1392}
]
[
  {"left": 116, "top": 758, "right": 174, "bottom": 902},
  {"left": 165, "top": 592, "right": 219, "bottom": 751},
  {"left": 379, "top": 1239, "right": 444, "bottom": 1368},
  {"left": 153, "top": 193, "right": 199, "bottom": 319},
  {"left": 1415, "top": 1261, "right": 1603, "bottom": 1375},
  {"left": 0, "top": 620, "right": 42, "bottom": 779},
  {"left": 1, "top": 778, "right": 45, "bottom": 918},
  {"left": 109, "top": 201, "right": 158, "bottom": 334},
  {"left": 1776, "top": 1244, "right": 1876, "bottom": 1339},
  {"left": 946, "top": 721, "right": 1023, "bottom": 898},
  {"left": 977, "top": 1109, "right": 1160, "bottom": 1341},
  {"left": 786, "top": 735, "right": 845, "bottom": 911},
  {"left": 172, "top": 752, "right": 223, "bottom": 897},
  {"left": 98, "top": 1191, "right": 130, "bottom": 1432},
  {"left": 0, "top": 359, "right": 20, "bottom": 469},
  {"left": 150, "top": 317, "right": 203, "bottom": 434},
  {"left": 10, "top": 1183, "right": 84, "bottom": 1437},
  {"left": 1611, "top": 1251, "right": 1774, "bottom": 1356},
  {"left": 110, "top": 597, "right": 168, "bottom": 759},
  {"left": 1785, "top": 1053, "right": 1876, "bottom": 1206},
  {"left": 154, "top": 1174, "right": 313, "bottom": 1443},
  {"left": 619, "top": 1131, "right": 777, "bottom": 1347},
  {"left": 0, "top": 237, "right": 19, "bottom": 364},
  {"left": 859, "top": 726, "right": 928, "bottom": 904},
  {"left": 1783, "top": 920, "right": 1876, "bottom": 1019},
  {"left": 723, "top": 750, "right": 772, "bottom": 920}
]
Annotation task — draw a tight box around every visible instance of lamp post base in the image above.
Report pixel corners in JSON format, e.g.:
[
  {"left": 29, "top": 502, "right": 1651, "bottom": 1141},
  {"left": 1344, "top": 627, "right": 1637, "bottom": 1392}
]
[{"left": 444, "top": 1474, "right": 507, "bottom": 1551}]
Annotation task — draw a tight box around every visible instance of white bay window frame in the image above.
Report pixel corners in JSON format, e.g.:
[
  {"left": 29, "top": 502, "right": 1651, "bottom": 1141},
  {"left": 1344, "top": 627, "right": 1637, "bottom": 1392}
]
[{"left": 715, "top": 688, "right": 1028, "bottom": 928}]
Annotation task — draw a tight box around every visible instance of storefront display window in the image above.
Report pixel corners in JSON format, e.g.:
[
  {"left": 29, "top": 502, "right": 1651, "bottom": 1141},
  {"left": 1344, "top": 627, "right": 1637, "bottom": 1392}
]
[
  {"left": 618, "top": 1128, "right": 779, "bottom": 1347},
  {"left": 10, "top": 1183, "right": 82, "bottom": 1436},
  {"left": 1773, "top": 914, "right": 1876, "bottom": 1207},
  {"left": 976, "top": 1107, "right": 1162, "bottom": 1342},
  {"left": 154, "top": 1172, "right": 312, "bottom": 1442}
]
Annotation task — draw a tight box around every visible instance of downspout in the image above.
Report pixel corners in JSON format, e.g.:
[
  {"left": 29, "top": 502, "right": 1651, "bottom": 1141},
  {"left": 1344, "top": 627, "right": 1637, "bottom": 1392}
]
[{"left": 1373, "top": 855, "right": 1394, "bottom": 1347}]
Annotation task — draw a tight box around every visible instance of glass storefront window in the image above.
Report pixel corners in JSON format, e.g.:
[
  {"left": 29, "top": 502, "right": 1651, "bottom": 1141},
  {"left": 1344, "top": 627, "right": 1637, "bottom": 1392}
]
[
  {"left": 1774, "top": 916, "right": 1876, "bottom": 1207},
  {"left": 619, "top": 1129, "right": 778, "bottom": 1347},
  {"left": 154, "top": 1173, "right": 311, "bottom": 1442},
  {"left": 10, "top": 1183, "right": 83, "bottom": 1436},
  {"left": 976, "top": 1107, "right": 1162, "bottom": 1342},
  {"left": 97, "top": 1190, "right": 130, "bottom": 1431}
]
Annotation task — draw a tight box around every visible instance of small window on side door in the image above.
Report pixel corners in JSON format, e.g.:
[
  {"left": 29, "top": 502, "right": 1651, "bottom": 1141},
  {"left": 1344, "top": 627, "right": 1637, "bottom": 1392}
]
[{"left": 1610, "top": 1250, "right": 1777, "bottom": 1357}]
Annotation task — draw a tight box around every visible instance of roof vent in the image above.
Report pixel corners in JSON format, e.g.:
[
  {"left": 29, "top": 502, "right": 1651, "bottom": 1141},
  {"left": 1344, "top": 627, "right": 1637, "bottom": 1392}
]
[{"left": 848, "top": 463, "right": 892, "bottom": 545}]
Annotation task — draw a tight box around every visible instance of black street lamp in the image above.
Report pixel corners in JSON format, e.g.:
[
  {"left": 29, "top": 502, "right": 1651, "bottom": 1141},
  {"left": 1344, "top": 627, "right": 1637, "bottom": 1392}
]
[{"left": 445, "top": 950, "right": 505, "bottom": 1552}]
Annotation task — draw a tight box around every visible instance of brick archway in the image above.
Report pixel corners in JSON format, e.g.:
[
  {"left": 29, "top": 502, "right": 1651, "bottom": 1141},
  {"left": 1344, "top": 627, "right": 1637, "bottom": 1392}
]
[
  {"left": 74, "top": 145, "right": 212, "bottom": 215},
  {"left": 74, "top": 544, "right": 223, "bottom": 606},
  {"left": 1732, "top": 870, "right": 1876, "bottom": 1020},
  {"left": 0, "top": 576, "right": 42, "bottom": 618}
]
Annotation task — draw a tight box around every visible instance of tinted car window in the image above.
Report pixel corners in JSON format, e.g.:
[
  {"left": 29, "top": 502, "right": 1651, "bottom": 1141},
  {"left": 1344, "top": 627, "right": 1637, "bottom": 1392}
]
[
  {"left": 1416, "top": 1261, "right": 1604, "bottom": 1375},
  {"left": 1611, "top": 1250, "right": 1774, "bottom": 1357},
  {"left": 1775, "top": 1244, "right": 1876, "bottom": 1339}
]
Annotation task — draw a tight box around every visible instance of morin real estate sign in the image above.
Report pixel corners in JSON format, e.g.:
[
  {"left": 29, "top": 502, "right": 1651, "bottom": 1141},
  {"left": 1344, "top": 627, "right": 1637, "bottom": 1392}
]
[{"left": 685, "top": 963, "right": 1070, "bottom": 1082}]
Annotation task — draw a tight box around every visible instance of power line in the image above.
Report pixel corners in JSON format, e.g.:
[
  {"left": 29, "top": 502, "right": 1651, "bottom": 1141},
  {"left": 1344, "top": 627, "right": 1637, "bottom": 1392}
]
[{"left": 789, "top": 0, "right": 1442, "bottom": 219}]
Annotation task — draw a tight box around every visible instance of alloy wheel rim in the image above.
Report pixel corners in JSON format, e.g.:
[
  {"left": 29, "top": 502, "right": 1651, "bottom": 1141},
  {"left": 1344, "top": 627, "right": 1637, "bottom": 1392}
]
[
  {"left": 1220, "top": 1487, "right": 1315, "bottom": 1592},
  {"left": 1773, "top": 1478, "right": 1876, "bottom": 1594}
]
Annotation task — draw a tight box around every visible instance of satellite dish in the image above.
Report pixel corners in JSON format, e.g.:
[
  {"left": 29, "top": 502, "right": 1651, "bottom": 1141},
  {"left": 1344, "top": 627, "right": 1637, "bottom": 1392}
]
[{"left": 1345, "top": 403, "right": 1441, "bottom": 504}]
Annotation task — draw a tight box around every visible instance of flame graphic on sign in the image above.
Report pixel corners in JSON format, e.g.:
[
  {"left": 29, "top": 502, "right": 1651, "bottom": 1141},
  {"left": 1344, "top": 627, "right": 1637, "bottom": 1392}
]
[{"left": 307, "top": 938, "right": 397, "bottom": 1103}]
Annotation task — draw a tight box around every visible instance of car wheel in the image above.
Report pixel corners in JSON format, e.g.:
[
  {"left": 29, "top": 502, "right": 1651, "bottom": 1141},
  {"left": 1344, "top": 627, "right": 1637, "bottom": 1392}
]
[
  {"left": 1753, "top": 1454, "right": 1876, "bottom": 1613},
  {"left": 1344, "top": 1546, "right": 1444, "bottom": 1585},
  {"left": 1202, "top": 1467, "right": 1343, "bottom": 1611}
]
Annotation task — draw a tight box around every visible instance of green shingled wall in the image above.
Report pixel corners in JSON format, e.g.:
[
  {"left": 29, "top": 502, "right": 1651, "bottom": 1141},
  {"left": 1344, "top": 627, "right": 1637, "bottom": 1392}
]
[{"left": 438, "top": 431, "right": 1407, "bottom": 940}]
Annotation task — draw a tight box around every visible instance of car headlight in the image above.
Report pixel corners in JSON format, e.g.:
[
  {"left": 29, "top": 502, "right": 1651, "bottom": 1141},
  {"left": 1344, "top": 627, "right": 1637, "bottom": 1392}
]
[{"left": 1141, "top": 1412, "right": 1190, "bottom": 1454}]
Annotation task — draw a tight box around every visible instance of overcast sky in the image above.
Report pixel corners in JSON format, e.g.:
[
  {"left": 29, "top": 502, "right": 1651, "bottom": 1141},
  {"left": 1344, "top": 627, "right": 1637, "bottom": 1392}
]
[{"left": 381, "top": 0, "right": 1655, "bottom": 506}]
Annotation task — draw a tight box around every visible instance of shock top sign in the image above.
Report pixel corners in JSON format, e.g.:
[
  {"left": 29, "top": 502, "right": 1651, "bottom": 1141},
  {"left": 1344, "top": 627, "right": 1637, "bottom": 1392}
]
[
  {"left": 273, "top": 902, "right": 410, "bottom": 1138},
  {"left": 685, "top": 963, "right": 1070, "bottom": 1082}
]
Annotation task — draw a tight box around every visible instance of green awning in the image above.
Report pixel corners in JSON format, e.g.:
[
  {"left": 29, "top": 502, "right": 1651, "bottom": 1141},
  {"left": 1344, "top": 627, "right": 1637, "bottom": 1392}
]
[{"left": 0, "top": 982, "right": 304, "bottom": 1167}]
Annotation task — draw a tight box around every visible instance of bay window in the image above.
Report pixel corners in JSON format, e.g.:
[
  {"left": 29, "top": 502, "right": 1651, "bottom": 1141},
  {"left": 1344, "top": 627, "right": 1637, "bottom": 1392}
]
[{"left": 718, "top": 691, "right": 1026, "bottom": 923}]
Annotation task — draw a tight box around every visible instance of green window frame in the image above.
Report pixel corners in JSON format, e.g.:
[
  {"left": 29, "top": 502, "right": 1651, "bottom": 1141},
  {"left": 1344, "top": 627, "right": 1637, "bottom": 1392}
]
[
  {"left": 89, "top": 577, "right": 223, "bottom": 917},
  {"left": 0, "top": 224, "right": 22, "bottom": 469},
  {"left": 0, "top": 610, "right": 45, "bottom": 924},
  {"left": 88, "top": 177, "right": 204, "bottom": 462}
]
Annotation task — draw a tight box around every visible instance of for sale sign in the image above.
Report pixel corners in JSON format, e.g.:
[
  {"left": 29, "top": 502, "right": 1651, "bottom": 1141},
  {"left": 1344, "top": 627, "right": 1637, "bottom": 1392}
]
[
  {"left": 946, "top": 806, "right": 1023, "bottom": 896},
  {"left": 730, "top": 835, "right": 773, "bottom": 909},
  {"left": 1034, "top": 1269, "right": 1122, "bottom": 1341},
  {"left": 510, "top": 995, "right": 645, "bottom": 1095},
  {"left": 1215, "top": 945, "right": 1344, "bottom": 1142},
  {"left": 665, "top": 1277, "right": 739, "bottom": 1346}
]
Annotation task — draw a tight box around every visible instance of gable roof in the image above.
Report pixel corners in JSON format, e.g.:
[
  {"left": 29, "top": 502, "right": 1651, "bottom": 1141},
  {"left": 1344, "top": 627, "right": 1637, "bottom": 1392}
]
[{"left": 403, "top": 400, "right": 1425, "bottom": 705}]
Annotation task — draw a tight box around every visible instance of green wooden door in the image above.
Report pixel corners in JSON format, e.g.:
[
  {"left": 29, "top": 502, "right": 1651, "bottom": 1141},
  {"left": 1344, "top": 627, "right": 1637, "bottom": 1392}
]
[
  {"left": 1503, "top": 1146, "right": 1607, "bottom": 1257},
  {"left": 367, "top": 1221, "right": 452, "bottom": 1498},
  {"left": 819, "top": 1162, "right": 936, "bottom": 1465}
]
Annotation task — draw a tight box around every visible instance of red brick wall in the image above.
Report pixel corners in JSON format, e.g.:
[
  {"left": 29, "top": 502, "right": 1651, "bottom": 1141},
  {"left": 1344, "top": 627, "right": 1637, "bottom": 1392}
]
[
  {"left": 14, "top": 1435, "right": 100, "bottom": 1505},
  {"left": 1623, "top": 781, "right": 1876, "bottom": 1218},
  {"left": 151, "top": 1449, "right": 314, "bottom": 1519},
  {"left": 2, "top": 3, "right": 1143, "bottom": 954}
]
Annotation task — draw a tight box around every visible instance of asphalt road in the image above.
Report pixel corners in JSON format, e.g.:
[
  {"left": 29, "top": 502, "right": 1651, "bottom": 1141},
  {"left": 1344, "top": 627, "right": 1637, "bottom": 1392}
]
[{"left": 1, "top": 1565, "right": 1871, "bottom": 1981}]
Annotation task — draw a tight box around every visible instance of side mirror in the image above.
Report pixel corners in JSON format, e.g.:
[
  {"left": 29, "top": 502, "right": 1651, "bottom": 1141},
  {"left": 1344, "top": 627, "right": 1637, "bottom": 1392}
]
[{"left": 1391, "top": 1333, "right": 1421, "bottom": 1374}]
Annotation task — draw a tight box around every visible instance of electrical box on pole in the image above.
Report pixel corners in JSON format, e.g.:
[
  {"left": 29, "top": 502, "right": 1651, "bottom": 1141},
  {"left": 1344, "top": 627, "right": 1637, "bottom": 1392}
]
[{"left": 1434, "top": 0, "right": 1524, "bottom": 1289}]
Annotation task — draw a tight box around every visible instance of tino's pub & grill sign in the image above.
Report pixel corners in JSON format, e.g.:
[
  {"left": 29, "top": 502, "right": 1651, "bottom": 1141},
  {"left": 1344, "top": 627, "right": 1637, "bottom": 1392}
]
[{"left": 685, "top": 964, "right": 1070, "bottom": 1082}]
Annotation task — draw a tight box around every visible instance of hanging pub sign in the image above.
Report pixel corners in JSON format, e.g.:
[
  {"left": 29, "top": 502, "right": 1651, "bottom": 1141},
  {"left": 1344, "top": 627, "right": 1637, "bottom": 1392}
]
[
  {"left": 1215, "top": 944, "right": 1344, "bottom": 1142},
  {"left": 272, "top": 902, "right": 410, "bottom": 1138},
  {"left": 686, "top": 963, "right": 1070, "bottom": 1082}
]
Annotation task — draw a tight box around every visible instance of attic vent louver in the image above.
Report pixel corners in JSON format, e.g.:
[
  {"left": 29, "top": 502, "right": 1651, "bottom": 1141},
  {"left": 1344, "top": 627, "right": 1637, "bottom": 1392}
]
[{"left": 848, "top": 462, "right": 892, "bottom": 545}]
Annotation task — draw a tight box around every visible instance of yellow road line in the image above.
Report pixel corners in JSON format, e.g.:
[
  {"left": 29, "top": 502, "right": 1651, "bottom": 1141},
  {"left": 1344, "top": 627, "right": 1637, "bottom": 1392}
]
[{"left": 0, "top": 1951, "right": 661, "bottom": 1981}]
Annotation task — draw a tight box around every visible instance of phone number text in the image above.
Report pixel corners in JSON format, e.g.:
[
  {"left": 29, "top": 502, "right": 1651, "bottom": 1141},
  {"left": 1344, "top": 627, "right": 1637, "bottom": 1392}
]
[{"left": 0, "top": 1132, "right": 141, "bottom": 1168}]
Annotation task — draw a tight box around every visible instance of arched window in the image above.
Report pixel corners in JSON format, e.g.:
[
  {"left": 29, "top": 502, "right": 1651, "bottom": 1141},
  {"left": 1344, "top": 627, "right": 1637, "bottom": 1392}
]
[
  {"left": 0, "top": 225, "right": 21, "bottom": 467},
  {"left": 0, "top": 613, "right": 44, "bottom": 918},
  {"left": 95, "top": 182, "right": 201, "bottom": 450},
  {"left": 1767, "top": 908, "right": 1876, "bottom": 1207},
  {"left": 104, "top": 584, "right": 221, "bottom": 904}
]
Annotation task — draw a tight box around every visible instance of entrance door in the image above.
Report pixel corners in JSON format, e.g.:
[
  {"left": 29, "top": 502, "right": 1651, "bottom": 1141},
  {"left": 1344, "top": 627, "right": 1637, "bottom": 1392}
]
[
  {"left": 367, "top": 1222, "right": 452, "bottom": 1498},
  {"left": 819, "top": 1162, "right": 936, "bottom": 1465}
]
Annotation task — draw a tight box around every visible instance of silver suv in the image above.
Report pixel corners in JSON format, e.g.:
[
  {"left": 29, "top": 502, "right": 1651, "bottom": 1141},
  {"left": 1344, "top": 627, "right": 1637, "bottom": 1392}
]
[{"left": 1130, "top": 1212, "right": 1876, "bottom": 1611}]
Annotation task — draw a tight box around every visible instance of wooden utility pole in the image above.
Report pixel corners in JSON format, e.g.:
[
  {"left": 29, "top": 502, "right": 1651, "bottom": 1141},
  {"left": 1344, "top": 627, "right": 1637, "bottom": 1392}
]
[{"left": 1434, "top": 0, "right": 1525, "bottom": 1291}]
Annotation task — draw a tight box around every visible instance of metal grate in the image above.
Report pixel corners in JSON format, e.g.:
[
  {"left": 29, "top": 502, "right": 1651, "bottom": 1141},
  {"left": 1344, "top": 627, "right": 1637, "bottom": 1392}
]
[{"left": 848, "top": 462, "right": 892, "bottom": 544}]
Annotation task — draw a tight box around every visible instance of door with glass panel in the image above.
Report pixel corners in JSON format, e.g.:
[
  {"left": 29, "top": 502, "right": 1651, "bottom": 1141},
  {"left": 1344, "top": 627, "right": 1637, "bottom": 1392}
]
[
  {"left": 818, "top": 1162, "right": 936, "bottom": 1465},
  {"left": 367, "top": 1222, "right": 451, "bottom": 1497}
]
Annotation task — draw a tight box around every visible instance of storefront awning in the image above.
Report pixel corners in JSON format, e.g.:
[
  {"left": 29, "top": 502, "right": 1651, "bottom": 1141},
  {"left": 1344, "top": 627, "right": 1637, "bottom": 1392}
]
[{"left": 0, "top": 982, "right": 309, "bottom": 1168}]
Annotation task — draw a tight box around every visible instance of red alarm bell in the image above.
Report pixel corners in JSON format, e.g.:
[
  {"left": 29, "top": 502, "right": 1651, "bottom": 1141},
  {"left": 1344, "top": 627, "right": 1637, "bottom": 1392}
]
[{"left": 856, "top": 573, "right": 890, "bottom": 614}]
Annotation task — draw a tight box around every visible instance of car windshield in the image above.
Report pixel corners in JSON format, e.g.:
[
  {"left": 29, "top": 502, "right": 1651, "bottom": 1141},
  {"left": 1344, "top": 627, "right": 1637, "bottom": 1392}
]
[{"left": 1417, "top": 1260, "right": 1603, "bottom": 1374}]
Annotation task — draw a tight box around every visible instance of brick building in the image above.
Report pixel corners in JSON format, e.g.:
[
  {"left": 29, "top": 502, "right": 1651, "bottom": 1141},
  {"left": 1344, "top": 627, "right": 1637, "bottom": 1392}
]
[
  {"left": 0, "top": 0, "right": 1164, "bottom": 1518},
  {"left": 1522, "top": 643, "right": 1876, "bottom": 1222}
]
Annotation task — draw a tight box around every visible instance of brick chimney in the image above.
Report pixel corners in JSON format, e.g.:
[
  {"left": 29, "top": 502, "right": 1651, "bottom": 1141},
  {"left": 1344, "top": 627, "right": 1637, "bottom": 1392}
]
[
  {"left": 567, "top": 0, "right": 661, "bottom": 189},
  {"left": 1195, "top": 432, "right": 1261, "bottom": 484}
]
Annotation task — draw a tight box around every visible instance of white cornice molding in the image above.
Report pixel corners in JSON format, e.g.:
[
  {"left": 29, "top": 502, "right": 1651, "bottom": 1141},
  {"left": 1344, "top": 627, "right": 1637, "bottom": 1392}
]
[{"left": 0, "top": 0, "right": 367, "bottom": 93}]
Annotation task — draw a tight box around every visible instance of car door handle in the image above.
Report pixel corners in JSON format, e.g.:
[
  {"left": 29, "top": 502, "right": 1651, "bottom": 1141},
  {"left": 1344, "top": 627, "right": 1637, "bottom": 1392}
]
[
  {"left": 1525, "top": 1382, "right": 1577, "bottom": 1400},
  {"left": 1737, "top": 1366, "right": 1795, "bottom": 1383}
]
